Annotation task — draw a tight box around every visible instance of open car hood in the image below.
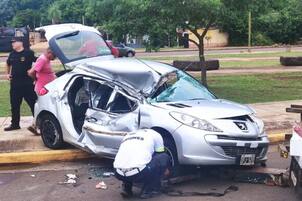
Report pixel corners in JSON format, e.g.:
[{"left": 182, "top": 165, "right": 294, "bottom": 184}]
[{"left": 35, "top": 23, "right": 101, "bottom": 41}]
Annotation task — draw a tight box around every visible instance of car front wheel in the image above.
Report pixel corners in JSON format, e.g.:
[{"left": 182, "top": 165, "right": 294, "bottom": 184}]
[
  {"left": 40, "top": 114, "right": 64, "bottom": 149},
  {"left": 127, "top": 51, "right": 135, "bottom": 57}
]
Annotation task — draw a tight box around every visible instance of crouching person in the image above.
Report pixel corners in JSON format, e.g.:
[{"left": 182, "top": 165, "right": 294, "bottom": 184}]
[{"left": 114, "top": 129, "right": 171, "bottom": 199}]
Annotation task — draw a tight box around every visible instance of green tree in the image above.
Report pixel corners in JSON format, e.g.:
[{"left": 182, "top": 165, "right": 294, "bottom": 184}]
[
  {"left": 48, "top": 3, "right": 62, "bottom": 24},
  {"left": 0, "top": 0, "right": 17, "bottom": 26},
  {"left": 160, "top": 0, "right": 223, "bottom": 86},
  {"left": 49, "top": 0, "right": 86, "bottom": 24}
]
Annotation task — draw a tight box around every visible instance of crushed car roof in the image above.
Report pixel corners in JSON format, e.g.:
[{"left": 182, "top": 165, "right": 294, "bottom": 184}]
[{"left": 75, "top": 58, "right": 175, "bottom": 95}]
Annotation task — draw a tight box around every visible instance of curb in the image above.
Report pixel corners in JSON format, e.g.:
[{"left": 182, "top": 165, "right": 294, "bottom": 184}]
[
  {"left": 268, "top": 133, "right": 287, "bottom": 144},
  {"left": 0, "top": 133, "right": 288, "bottom": 165},
  {"left": 0, "top": 149, "right": 93, "bottom": 164}
]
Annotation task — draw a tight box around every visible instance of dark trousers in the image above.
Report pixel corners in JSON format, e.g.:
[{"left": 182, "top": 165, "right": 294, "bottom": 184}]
[
  {"left": 10, "top": 83, "right": 37, "bottom": 126},
  {"left": 115, "top": 153, "right": 170, "bottom": 193}
]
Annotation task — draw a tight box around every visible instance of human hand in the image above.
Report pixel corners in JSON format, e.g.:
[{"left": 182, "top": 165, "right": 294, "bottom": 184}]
[{"left": 6, "top": 74, "right": 11, "bottom": 80}]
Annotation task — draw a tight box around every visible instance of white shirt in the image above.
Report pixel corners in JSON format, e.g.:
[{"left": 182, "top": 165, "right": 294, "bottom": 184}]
[{"left": 113, "top": 129, "right": 164, "bottom": 169}]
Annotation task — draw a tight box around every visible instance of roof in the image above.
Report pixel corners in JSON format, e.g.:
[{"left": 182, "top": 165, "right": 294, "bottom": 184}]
[
  {"left": 35, "top": 23, "right": 100, "bottom": 41},
  {"left": 75, "top": 58, "right": 176, "bottom": 95}
]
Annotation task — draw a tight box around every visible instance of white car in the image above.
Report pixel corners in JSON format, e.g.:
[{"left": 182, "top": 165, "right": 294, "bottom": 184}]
[{"left": 34, "top": 24, "right": 269, "bottom": 166}]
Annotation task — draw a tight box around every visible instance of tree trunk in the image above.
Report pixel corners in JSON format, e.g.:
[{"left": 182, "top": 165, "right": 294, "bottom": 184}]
[{"left": 199, "top": 38, "right": 207, "bottom": 87}]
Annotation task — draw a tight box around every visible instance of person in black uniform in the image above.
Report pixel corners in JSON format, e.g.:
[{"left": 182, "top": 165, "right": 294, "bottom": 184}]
[{"left": 4, "top": 37, "right": 37, "bottom": 131}]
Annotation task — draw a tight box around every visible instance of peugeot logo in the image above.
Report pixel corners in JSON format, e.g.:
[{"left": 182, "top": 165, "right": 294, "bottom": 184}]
[{"left": 234, "top": 122, "right": 248, "bottom": 131}]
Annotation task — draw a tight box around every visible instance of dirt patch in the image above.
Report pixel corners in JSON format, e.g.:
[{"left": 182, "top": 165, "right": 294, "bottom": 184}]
[
  {"left": 30, "top": 42, "right": 48, "bottom": 54},
  {"left": 264, "top": 121, "right": 293, "bottom": 132}
]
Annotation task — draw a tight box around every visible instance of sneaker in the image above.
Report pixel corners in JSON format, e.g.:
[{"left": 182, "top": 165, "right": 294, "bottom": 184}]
[
  {"left": 4, "top": 124, "right": 20, "bottom": 131},
  {"left": 27, "top": 126, "right": 39, "bottom": 135}
]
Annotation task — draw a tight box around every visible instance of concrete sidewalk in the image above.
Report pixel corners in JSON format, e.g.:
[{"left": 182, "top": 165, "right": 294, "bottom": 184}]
[
  {"left": 249, "top": 99, "right": 302, "bottom": 134},
  {"left": 0, "top": 99, "right": 301, "bottom": 163}
]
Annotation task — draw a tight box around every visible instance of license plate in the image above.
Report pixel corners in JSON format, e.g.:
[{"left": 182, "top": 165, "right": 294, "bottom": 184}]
[{"left": 239, "top": 154, "right": 256, "bottom": 166}]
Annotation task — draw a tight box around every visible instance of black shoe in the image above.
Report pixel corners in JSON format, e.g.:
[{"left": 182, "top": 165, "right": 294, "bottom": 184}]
[
  {"left": 27, "top": 126, "right": 39, "bottom": 135},
  {"left": 151, "top": 189, "right": 161, "bottom": 196},
  {"left": 4, "top": 125, "right": 20, "bottom": 131},
  {"left": 121, "top": 183, "right": 133, "bottom": 198},
  {"left": 140, "top": 191, "right": 153, "bottom": 199}
]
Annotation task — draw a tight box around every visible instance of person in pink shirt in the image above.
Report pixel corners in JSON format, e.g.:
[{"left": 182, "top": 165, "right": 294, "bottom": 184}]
[{"left": 28, "top": 48, "right": 56, "bottom": 95}]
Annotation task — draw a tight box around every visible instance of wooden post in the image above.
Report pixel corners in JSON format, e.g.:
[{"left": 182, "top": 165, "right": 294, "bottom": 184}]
[{"left": 248, "top": 11, "right": 252, "bottom": 52}]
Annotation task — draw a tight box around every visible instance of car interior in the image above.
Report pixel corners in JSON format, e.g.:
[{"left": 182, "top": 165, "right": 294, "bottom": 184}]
[
  {"left": 68, "top": 77, "right": 90, "bottom": 133},
  {"left": 68, "top": 77, "right": 137, "bottom": 134}
]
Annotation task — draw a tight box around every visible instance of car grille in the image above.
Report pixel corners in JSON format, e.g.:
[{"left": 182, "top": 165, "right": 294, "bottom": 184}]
[
  {"left": 217, "top": 135, "right": 262, "bottom": 141},
  {"left": 221, "top": 146, "right": 263, "bottom": 158}
]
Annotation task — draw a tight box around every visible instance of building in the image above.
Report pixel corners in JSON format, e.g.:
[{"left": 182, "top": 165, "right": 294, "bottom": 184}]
[{"left": 188, "top": 28, "right": 228, "bottom": 48}]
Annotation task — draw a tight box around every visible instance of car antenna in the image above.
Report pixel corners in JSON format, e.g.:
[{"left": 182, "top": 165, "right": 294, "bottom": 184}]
[{"left": 135, "top": 58, "right": 161, "bottom": 75}]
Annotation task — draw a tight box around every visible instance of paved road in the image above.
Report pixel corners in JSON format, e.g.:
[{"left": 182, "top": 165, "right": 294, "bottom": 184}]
[
  {"left": 0, "top": 146, "right": 300, "bottom": 201},
  {"left": 136, "top": 46, "right": 302, "bottom": 57},
  {"left": 1, "top": 46, "right": 302, "bottom": 62}
]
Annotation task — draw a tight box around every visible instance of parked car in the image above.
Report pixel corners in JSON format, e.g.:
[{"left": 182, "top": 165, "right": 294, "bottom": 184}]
[
  {"left": 107, "top": 40, "right": 135, "bottom": 57},
  {"left": 0, "top": 27, "right": 30, "bottom": 52},
  {"left": 34, "top": 23, "right": 269, "bottom": 167}
]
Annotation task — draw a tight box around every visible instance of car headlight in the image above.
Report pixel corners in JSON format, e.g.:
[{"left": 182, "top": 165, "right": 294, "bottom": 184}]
[
  {"left": 169, "top": 112, "right": 223, "bottom": 132},
  {"left": 250, "top": 114, "right": 265, "bottom": 135}
]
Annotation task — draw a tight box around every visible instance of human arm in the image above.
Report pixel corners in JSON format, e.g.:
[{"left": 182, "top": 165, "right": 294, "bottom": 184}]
[
  {"left": 27, "top": 66, "right": 36, "bottom": 79},
  {"left": 27, "top": 56, "right": 45, "bottom": 79},
  {"left": 6, "top": 54, "right": 11, "bottom": 80}
]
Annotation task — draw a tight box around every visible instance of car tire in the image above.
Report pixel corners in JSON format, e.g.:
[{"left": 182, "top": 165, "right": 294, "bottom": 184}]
[
  {"left": 163, "top": 136, "right": 181, "bottom": 177},
  {"left": 40, "top": 114, "right": 64, "bottom": 149},
  {"left": 127, "top": 51, "right": 134, "bottom": 57}
]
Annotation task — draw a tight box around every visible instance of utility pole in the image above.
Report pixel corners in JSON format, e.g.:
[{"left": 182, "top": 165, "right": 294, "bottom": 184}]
[
  {"left": 82, "top": 16, "right": 85, "bottom": 25},
  {"left": 248, "top": 11, "right": 252, "bottom": 52}
]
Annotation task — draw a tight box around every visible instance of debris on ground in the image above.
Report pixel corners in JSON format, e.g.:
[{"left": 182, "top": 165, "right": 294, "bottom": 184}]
[
  {"left": 103, "top": 172, "right": 115, "bottom": 177},
  {"left": 96, "top": 181, "right": 107, "bottom": 190},
  {"left": 88, "top": 167, "right": 114, "bottom": 179},
  {"left": 58, "top": 173, "right": 78, "bottom": 185},
  {"left": 30, "top": 174, "right": 36, "bottom": 178}
]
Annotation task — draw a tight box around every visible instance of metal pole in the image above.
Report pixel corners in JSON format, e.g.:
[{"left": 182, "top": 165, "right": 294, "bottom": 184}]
[{"left": 248, "top": 11, "right": 252, "bottom": 52}]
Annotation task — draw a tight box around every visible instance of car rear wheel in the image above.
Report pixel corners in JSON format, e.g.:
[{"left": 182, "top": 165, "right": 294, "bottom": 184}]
[
  {"left": 40, "top": 114, "right": 64, "bottom": 149},
  {"left": 127, "top": 51, "right": 134, "bottom": 57}
]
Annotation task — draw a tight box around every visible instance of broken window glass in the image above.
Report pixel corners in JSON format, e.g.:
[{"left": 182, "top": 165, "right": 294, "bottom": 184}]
[
  {"left": 108, "top": 92, "right": 136, "bottom": 114},
  {"left": 148, "top": 70, "right": 216, "bottom": 103}
]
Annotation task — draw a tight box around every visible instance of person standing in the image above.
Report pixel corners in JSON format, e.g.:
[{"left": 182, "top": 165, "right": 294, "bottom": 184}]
[
  {"left": 28, "top": 47, "right": 56, "bottom": 95},
  {"left": 114, "top": 129, "right": 171, "bottom": 199},
  {"left": 4, "top": 37, "right": 37, "bottom": 131}
]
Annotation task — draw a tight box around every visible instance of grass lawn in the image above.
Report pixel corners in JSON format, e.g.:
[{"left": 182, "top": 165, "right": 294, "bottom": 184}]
[
  {"left": 207, "top": 72, "right": 302, "bottom": 104},
  {"left": 0, "top": 62, "right": 64, "bottom": 73},
  {"left": 220, "top": 60, "right": 281, "bottom": 68},
  {"left": 138, "top": 51, "right": 302, "bottom": 61},
  {"left": 1, "top": 72, "right": 302, "bottom": 116},
  {"left": 0, "top": 81, "right": 32, "bottom": 117}
]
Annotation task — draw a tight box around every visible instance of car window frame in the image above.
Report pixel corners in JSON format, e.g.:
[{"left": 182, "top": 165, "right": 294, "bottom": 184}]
[
  {"left": 88, "top": 81, "right": 139, "bottom": 115},
  {"left": 106, "top": 87, "right": 139, "bottom": 114}
]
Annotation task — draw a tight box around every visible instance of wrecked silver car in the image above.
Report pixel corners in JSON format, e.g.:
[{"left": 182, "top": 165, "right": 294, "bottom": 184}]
[{"left": 34, "top": 24, "right": 269, "bottom": 166}]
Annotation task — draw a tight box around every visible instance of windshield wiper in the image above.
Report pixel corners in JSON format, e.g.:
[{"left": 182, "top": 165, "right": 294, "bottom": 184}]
[{"left": 57, "top": 31, "right": 79, "bottom": 40}]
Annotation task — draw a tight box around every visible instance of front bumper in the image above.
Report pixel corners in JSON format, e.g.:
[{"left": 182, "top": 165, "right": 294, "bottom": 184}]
[{"left": 174, "top": 125, "right": 269, "bottom": 165}]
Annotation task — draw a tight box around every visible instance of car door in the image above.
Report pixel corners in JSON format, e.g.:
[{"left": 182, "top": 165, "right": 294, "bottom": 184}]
[
  {"left": 79, "top": 79, "right": 140, "bottom": 157},
  {"left": 115, "top": 44, "right": 127, "bottom": 56}
]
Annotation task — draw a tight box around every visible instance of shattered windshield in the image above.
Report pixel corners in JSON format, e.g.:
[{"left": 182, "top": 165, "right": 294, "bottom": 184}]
[
  {"left": 54, "top": 31, "right": 112, "bottom": 62},
  {"left": 148, "top": 70, "right": 216, "bottom": 103}
]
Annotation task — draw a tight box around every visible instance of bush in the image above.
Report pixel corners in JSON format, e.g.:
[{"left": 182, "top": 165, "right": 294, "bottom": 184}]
[{"left": 252, "top": 33, "right": 273, "bottom": 46}]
